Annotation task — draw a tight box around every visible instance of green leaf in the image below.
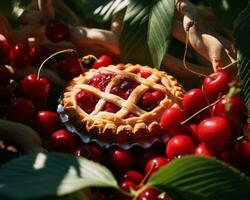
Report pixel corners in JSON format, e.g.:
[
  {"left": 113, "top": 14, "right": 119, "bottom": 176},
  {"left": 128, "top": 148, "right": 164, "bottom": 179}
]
[
  {"left": 234, "top": 1, "right": 250, "bottom": 114},
  {"left": 207, "top": 0, "right": 248, "bottom": 29},
  {"left": 146, "top": 155, "right": 250, "bottom": 200},
  {"left": 0, "top": 153, "right": 118, "bottom": 199},
  {"left": 94, "top": 0, "right": 128, "bottom": 21},
  {"left": 119, "top": 0, "right": 174, "bottom": 68}
]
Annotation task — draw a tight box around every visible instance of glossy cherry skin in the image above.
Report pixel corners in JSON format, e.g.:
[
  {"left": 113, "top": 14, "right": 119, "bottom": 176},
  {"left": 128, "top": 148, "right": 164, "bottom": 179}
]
[
  {"left": 0, "top": 40, "right": 10, "bottom": 61},
  {"left": 136, "top": 70, "right": 151, "bottom": 78},
  {"left": 194, "top": 143, "right": 213, "bottom": 157},
  {"left": 235, "top": 140, "right": 250, "bottom": 165},
  {"left": 89, "top": 72, "right": 115, "bottom": 91},
  {"left": 36, "top": 111, "right": 60, "bottom": 136},
  {"left": 203, "top": 71, "right": 231, "bottom": 102},
  {"left": 138, "top": 92, "right": 158, "bottom": 111},
  {"left": 160, "top": 108, "right": 185, "bottom": 136},
  {"left": 138, "top": 90, "right": 165, "bottom": 111},
  {"left": 120, "top": 170, "right": 144, "bottom": 185},
  {"left": 183, "top": 88, "right": 209, "bottom": 121},
  {"left": 213, "top": 96, "right": 247, "bottom": 122},
  {"left": 166, "top": 135, "right": 195, "bottom": 159},
  {"left": 92, "top": 55, "right": 112, "bottom": 69},
  {"left": 56, "top": 57, "right": 83, "bottom": 80},
  {"left": 187, "top": 124, "right": 199, "bottom": 141},
  {"left": 104, "top": 102, "right": 120, "bottom": 113},
  {"left": 0, "top": 65, "right": 11, "bottom": 84},
  {"left": 138, "top": 188, "right": 170, "bottom": 200},
  {"left": 120, "top": 180, "right": 137, "bottom": 192},
  {"left": 50, "top": 129, "right": 77, "bottom": 153},
  {"left": 75, "top": 144, "right": 103, "bottom": 163},
  {"left": 106, "top": 146, "right": 134, "bottom": 171},
  {"left": 9, "top": 43, "right": 30, "bottom": 67},
  {"left": 30, "top": 45, "right": 51, "bottom": 66},
  {"left": 22, "top": 74, "right": 51, "bottom": 100},
  {"left": 45, "top": 20, "right": 69, "bottom": 43},
  {"left": 7, "top": 98, "right": 34, "bottom": 123},
  {"left": 145, "top": 156, "right": 170, "bottom": 175},
  {"left": 75, "top": 89, "right": 99, "bottom": 113},
  {"left": 197, "top": 117, "right": 231, "bottom": 149}
]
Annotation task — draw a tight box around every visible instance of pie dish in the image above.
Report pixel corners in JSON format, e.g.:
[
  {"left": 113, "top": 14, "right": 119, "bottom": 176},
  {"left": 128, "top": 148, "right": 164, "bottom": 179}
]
[{"left": 60, "top": 64, "right": 184, "bottom": 147}]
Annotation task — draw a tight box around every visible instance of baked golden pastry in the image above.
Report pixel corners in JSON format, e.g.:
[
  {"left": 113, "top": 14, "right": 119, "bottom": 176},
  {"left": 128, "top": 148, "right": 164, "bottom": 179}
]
[{"left": 61, "top": 64, "right": 184, "bottom": 146}]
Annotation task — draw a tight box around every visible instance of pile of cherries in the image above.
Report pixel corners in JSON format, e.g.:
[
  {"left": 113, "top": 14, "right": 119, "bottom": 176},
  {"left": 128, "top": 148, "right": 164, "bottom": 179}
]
[{"left": 0, "top": 21, "right": 250, "bottom": 199}]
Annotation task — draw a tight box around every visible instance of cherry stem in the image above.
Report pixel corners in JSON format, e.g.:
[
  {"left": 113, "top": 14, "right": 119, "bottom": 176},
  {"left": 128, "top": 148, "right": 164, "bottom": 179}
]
[
  {"left": 183, "top": 28, "right": 207, "bottom": 78},
  {"left": 220, "top": 59, "right": 239, "bottom": 71},
  {"left": 117, "top": 187, "right": 134, "bottom": 198},
  {"left": 37, "top": 49, "right": 76, "bottom": 80},
  {"left": 138, "top": 161, "right": 157, "bottom": 188},
  {"left": 180, "top": 98, "right": 221, "bottom": 125}
]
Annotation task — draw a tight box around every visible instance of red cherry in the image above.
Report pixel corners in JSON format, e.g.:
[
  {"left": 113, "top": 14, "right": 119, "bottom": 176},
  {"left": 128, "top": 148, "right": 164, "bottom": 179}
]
[
  {"left": 45, "top": 20, "right": 69, "bottom": 43},
  {"left": 166, "top": 135, "right": 195, "bottom": 159},
  {"left": 197, "top": 117, "right": 232, "bottom": 149},
  {"left": 127, "top": 113, "right": 138, "bottom": 118},
  {"left": 22, "top": 74, "right": 51, "bottom": 100},
  {"left": 0, "top": 65, "right": 11, "bottom": 84},
  {"left": 121, "top": 170, "right": 144, "bottom": 185},
  {"left": 56, "top": 57, "right": 83, "bottom": 80},
  {"left": 111, "top": 78, "right": 138, "bottom": 99},
  {"left": 89, "top": 72, "right": 115, "bottom": 91},
  {"left": 194, "top": 143, "right": 213, "bottom": 157},
  {"left": 160, "top": 108, "right": 185, "bottom": 136},
  {"left": 92, "top": 55, "right": 112, "bottom": 69},
  {"left": 138, "top": 92, "right": 158, "bottom": 111},
  {"left": 120, "top": 180, "right": 137, "bottom": 192},
  {"left": 75, "top": 144, "right": 103, "bottom": 163},
  {"left": 152, "top": 90, "right": 165, "bottom": 102},
  {"left": 138, "top": 188, "right": 170, "bottom": 200},
  {"left": 203, "top": 71, "right": 231, "bottom": 102},
  {"left": 183, "top": 88, "right": 209, "bottom": 121},
  {"left": 0, "top": 84, "right": 11, "bottom": 105},
  {"left": 0, "top": 40, "right": 10, "bottom": 61},
  {"left": 7, "top": 98, "right": 34, "bottom": 123},
  {"left": 137, "top": 70, "right": 151, "bottom": 78},
  {"left": 235, "top": 140, "right": 250, "bottom": 165},
  {"left": 36, "top": 111, "right": 60, "bottom": 135},
  {"left": 30, "top": 45, "right": 51, "bottom": 66},
  {"left": 104, "top": 102, "right": 120, "bottom": 113},
  {"left": 75, "top": 89, "right": 99, "bottom": 113},
  {"left": 187, "top": 124, "right": 199, "bottom": 141},
  {"left": 145, "top": 156, "right": 170, "bottom": 175},
  {"left": 50, "top": 129, "right": 77, "bottom": 153},
  {"left": 213, "top": 96, "right": 247, "bottom": 122},
  {"left": 107, "top": 146, "right": 134, "bottom": 171},
  {"left": 9, "top": 43, "right": 30, "bottom": 67}
]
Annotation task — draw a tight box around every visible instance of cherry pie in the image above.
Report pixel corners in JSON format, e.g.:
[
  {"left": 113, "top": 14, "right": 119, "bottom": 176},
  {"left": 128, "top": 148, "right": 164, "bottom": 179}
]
[{"left": 60, "top": 64, "right": 184, "bottom": 147}]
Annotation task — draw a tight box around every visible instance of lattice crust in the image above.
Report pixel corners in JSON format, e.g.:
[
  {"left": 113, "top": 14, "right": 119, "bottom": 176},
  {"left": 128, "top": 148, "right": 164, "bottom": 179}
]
[{"left": 61, "top": 64, "right": 184, "bottom": 142}]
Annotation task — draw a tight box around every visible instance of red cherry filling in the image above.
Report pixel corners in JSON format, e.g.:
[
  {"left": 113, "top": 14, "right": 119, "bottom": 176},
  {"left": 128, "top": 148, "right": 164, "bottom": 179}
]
[
  {"left": 134, "top": 69, "right": 151, "bottom": 79},
  {"left": 75, "top": 89, "right": 99, "bottom": 113},
  {"left": 89, "top": 72, "right": 115, "bottom": 91},
  {"left": 103, "top": 102, "right": 120, "bottom": 113},
  {"left": 127, "top": 113, "right": 138, "bottom": 118},
  {"left": 111, "top": 78, "right": 139, "bottom": 100},
  {"left": 138, "top": 89, "right": 165, "bottom": 111}
]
